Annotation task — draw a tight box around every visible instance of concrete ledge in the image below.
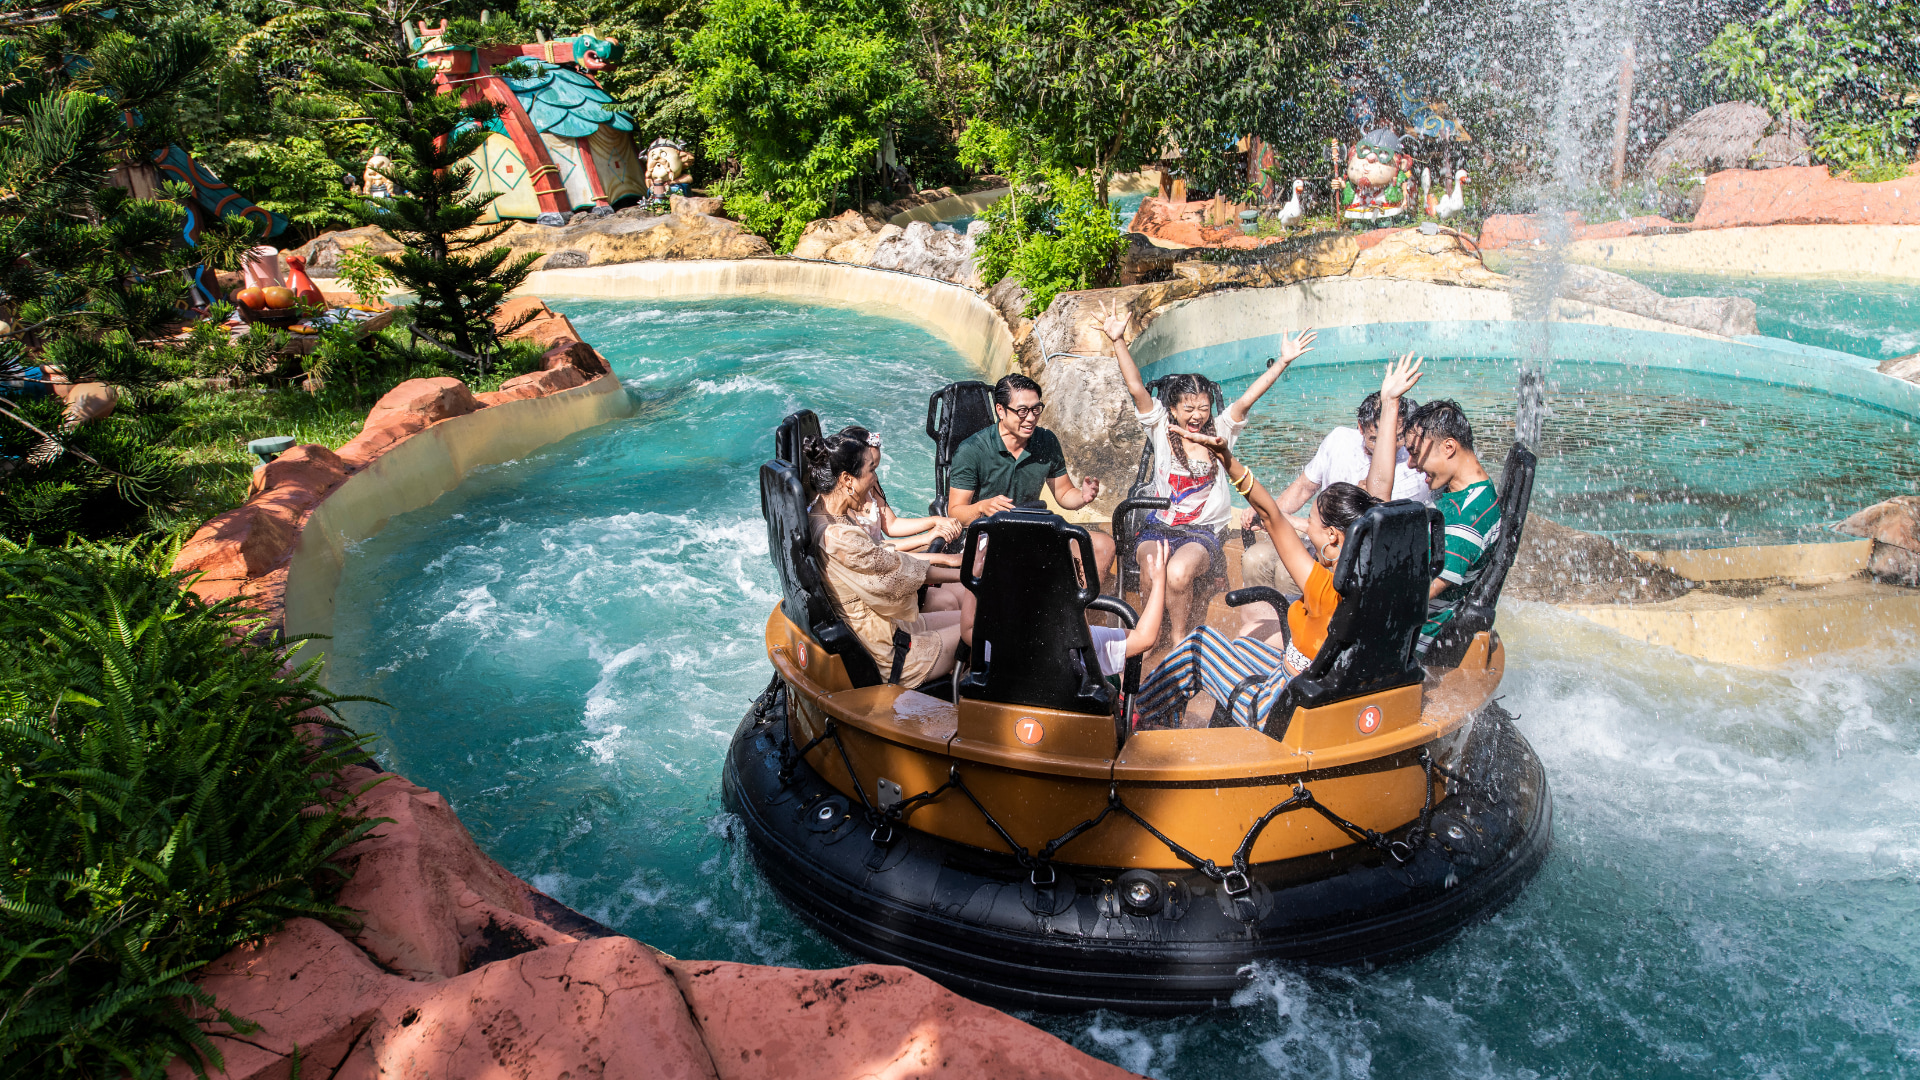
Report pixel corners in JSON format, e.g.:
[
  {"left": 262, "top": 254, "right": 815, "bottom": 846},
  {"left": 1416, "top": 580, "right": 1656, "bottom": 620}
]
[
  {"left": 522, "top": 258, "right": 1018, "bottom": 378},
  {"left": 1559, "top": 224, "right": 1920, "bottom": 283},
  {"left": 1563, "top": 579, "right": 1920, "bottom": 668},
  {"left": 1636, "top": 540, "right": 1872, "bottom": 584},
  {"left": 284, "top": 373, "right": 631, "bottom": 661}
]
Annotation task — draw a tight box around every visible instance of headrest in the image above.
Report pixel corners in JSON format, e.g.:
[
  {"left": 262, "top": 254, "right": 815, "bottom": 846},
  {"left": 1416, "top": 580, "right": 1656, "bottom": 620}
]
[
  {"left": 957, "top": 509, "right": 1109, "bottom": 716},
  {"left": 773, "top": 409, "right": 822, "bottom": 468}
]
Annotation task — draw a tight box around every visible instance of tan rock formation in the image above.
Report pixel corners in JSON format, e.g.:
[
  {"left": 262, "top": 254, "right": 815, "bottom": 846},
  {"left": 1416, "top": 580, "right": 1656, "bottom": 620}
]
[
  {"left": 871, "top": 219, "right": 984, "bottom": 287},
  {"left": 1502, "top": 516, "right": 1691, "bottom": 605},
  {"left": 1836, "top": 496, "right": 1920, "bottom": 585},
  {"left": 1878, "top": 353, "right": 1920, "bottom": 384},
  {"left": 1348, "top": 227, "right": 1508, "bottom": 288},
  {"left": 1553, "top": 264, "right": 1758, "bottom": 337},
  {"left": 790, "top": 210, "right": 896, "bottom": 263},
  {"left": 505, "top": 210, "right": 774, "bottom": 266},
  {"left": 671, "top": 193, "right": 727, "bottom": 217}
]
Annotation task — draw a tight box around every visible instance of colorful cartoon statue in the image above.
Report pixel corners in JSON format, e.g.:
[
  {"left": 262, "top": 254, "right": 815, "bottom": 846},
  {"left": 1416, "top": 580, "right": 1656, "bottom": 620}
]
[
  {"left": 644, "top": 138, "right": 693, "bottom": 209},
  {"left": 363, "top": 148, "right": 396, "bottom": 199},
  {"left": 409, "top": 21, "right": 645, "bottom": 225},
  {"left": 1334, "top": 128, "right": 1414, "bottom": 224}
]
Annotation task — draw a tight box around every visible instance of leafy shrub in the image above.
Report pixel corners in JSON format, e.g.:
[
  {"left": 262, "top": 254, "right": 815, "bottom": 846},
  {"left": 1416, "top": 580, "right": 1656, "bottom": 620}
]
[
  {"left": 962, "top": 124, "right": 1126, "bottom": 317},
  {"left": 0, "top": 539, "right": 381, "bottom": 1079}
]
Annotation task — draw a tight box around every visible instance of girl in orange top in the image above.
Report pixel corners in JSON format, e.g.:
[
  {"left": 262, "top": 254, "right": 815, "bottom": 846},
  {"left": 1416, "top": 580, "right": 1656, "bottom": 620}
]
[{"left": 1133, "top": 433, "right": 1380, "bottom": 731}]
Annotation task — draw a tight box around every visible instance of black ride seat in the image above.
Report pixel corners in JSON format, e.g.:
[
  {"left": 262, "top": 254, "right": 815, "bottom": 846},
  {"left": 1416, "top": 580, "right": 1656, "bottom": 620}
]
[
  {"left": 924, "top": 381, "right": 997, "bottom": 516},
  {"left": 773, "top": 408, "right": 822, "bottom": 466},
  {"left": 1223, "top": 500, "right": 1446, "bottom": 739},
  {"left": 1420, "top": 441, "right": 1537, "bottom": 669},
  {"left": 958, "top": 509, "right": 1111, "bottom": 716},
  {"left": 760, "top": 458, "right": 887, "bottom": 687}
]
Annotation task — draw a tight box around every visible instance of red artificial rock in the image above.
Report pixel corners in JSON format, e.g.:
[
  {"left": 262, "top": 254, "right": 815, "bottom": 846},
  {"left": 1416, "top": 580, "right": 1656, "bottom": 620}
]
[
  {"left": 667, "top": 960, "right": 1140, "bottom": 1080},
  {"left": 1692, "top": 165, "right": 1920, "bottom": 229},
  {"left": 336, "top": 410, "right": 432, "bottom": 468},
  {"left": 244, "top": 443, "right": 350, "bottom": 503},
  {"left": 512, "top": 314, "right": 586, "bottom": 350},
  {"left": 543, "top": 337, "right": 612, "bottom": 377},
  {"left": 492, "top": 295, "right": 555, "bottom": 333},
  {"left": 331, "top": 766, "right": 560, "bottom": 981},
  {"left": 365, "top": 376, "right": 480, "bottom": 427},
  {"left": 171, "top": 918, "right": 402, "bottom": 1080},
  {"left": 349, "top": 938, "right": 721, "bottom": 1080},
  {"left": 1477, "top": 211, "right": 1587, "bottom": 250},
  {"left": 173, "top": 504, "right": 298, "bottom": 583},
  {"left": 500, "top": 365, "right": 587, "bottom": 397}
]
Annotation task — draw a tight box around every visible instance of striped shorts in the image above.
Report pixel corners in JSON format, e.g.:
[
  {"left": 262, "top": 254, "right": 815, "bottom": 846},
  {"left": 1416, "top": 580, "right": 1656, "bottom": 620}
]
[{"left": 1133, "top": 626, "right": 1303, "bottom": 731}]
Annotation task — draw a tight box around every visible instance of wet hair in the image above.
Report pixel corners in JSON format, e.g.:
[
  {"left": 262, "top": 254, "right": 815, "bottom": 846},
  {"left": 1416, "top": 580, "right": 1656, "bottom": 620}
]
[
  {"left": 801, "top": 432, "right": 873, "bottom": 497},
  {"left": 1409, "top": 398, "right": 1475, "bottom": 452},
  {"left": 1314, "top": 481, "right": 1381, "bottom": 533},
  {"left": 992, "top": 373, "right": 1043, "bottom": 408},
  {"left": 1148, "top": 373, "right": 1225, "bottom": 479},
  {"left": 1355, "top": 392, "right": 1420, "bottom": 436}
]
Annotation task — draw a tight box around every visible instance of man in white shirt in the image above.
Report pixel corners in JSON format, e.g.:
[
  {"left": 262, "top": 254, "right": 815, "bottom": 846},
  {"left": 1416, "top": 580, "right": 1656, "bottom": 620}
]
[{"left": 1241, "top": 391, "right": 1434, "bottom": 595}]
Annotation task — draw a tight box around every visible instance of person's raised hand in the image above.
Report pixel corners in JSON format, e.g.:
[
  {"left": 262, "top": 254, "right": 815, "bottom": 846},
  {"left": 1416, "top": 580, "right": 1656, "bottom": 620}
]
[
  {"left": 1277, "top": 328, "right": 1317, "bottom": 368},
  {"left": 1080, "top": 475, "right": 1102, "bottom": 503},
  {"left": 1100, "top": 310, "right": 1129, "bottom": 342},
  {"left": 1381, "top": 352, "right": 1424, "bottom": 400},
  {"left": 1138, "top": 539, "right": 1170, "bottom": 585},
  {"left": 1180, "top": 429, "right": 1232, "bottom": 462}
]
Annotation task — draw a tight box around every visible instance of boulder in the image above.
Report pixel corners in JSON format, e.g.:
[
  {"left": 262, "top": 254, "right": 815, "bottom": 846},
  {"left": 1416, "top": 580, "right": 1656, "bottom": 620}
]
[
  {"left": 172, "top": 503, "right": 298, "bottom": 583},
  {"left": 544, "top": 338, "right": 612, "bottom": 377},
  {"left": 667, "top": 960, "right": 1139, "bottom": 1080},
  {"left": 491, "top": 296, "right": 554, "bottom": 334},
  {"left": 790, "top": 210, "right": 895, "bottom": 264},
  {"left": 331, "top": 766, "right": 562, "bottom": 981},
  {"left": 1348, "top": 227, "right": 1509, "bottom": 289},
  {"left": 1878, "top": 353, "right": 1920, "bottom": 384},
  {"left": 670, "top": 193, "right": 727, "bottom": 218},
  {"left": 500, "top": 365, "right": 587, "bottom": 397},
  {"left": 1118, "top": 232, "right": 1181, "bottom": 284},
  {"left": 494, "top": 211, "right": 772, "bottom": 267},
  {"left": 1836, "top": 497, "right": 1920, "bottom": 584},
  {"left": 290, "top": 226, "right": 402, "bottom": 277},
  {"left": 1692, "top": 164, "right": 1920, "bottom": 229},
  {"left": 1502, "top": 515, "right": 1691, "bottom": 605},
  {"left": 512, "top": 313, "right": 587, "bottom": 351},
  {"left": 1554, "top": 263, "right": 1758, "bottom": 337},
  {"left": 242, "top": 443, "right": 350, "bottom": 504},
  {"left": 869, "top": 219, "right": 984, "bottom": 286},
  {"left": 337, "top": 410, "right": 431, "bottom": 468},
  {"left": 365, "top": 376, "right": 479, "bottom": 427}
]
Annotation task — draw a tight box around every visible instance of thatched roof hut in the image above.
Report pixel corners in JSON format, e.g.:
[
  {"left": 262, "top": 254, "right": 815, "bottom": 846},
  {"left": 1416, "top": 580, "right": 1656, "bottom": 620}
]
[{"left": 1644, "top": 102, "right": 1811, "bottom": 178}]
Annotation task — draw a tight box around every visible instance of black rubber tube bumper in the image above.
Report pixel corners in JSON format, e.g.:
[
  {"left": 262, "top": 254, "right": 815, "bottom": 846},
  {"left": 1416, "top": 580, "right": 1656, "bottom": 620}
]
[{"left": 723, "top": 691, "right": 1551, "bottom": 1014}]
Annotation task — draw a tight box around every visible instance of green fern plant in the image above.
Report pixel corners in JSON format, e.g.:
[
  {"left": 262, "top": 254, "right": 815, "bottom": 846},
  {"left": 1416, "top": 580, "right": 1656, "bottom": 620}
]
[{"left": 0, "top": 538, "right": 385, "bottom": 1079}]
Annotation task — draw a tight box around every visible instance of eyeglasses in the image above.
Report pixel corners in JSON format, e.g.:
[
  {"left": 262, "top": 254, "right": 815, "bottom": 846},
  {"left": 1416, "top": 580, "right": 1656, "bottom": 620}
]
[{"left": 1001, "top": 403, "right": 1046, "bottom": 420}]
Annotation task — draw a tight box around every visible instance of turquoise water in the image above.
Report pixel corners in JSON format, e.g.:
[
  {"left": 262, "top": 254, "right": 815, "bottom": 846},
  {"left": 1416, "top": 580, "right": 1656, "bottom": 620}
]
[
  {"left": 1622, "top": 271, "right": 1918, "bottom": 361},
  {"left": 1231, "top": 358, "right": 1920, "bottom": 549},
  {"left": 327, "top": 297, "right": 1920, "bottom": 1078}
]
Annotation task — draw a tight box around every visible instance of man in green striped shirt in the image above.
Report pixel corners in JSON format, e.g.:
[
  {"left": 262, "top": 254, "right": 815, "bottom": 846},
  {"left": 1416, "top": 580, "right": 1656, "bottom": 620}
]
[{"left": 1366, "top": 357, "right": 1501, "bottom": 657}]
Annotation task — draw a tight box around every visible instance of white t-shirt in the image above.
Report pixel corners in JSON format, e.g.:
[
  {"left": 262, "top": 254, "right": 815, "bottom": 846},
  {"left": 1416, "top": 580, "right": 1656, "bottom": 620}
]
[
  {"left": 1302, "top": 426, "right": 1433, "bottom": 505},
  {"left": 1138, "top": 401, "right": 1247, "bottom": 531},
  {"left": 1089, "top": 626, "right": 1128, "bottom": 678}
]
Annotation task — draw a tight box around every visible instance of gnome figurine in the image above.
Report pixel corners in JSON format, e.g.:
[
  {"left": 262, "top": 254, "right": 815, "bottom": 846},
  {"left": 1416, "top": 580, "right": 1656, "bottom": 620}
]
[{"left": 1334, "top": 128, "right": 1414, "bottom": 224}]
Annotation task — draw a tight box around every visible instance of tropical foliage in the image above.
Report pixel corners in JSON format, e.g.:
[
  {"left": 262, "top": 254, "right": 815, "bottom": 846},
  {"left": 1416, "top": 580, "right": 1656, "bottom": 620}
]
[
  {"left": 961, "top": 123, "right": 1125, "bottom": 316},
  {"left": 1705, "top": 0, "right": 1920, "bottom": 175},
  {"left": 0, "top": 539, "right": 379, "bottom": 1079}
]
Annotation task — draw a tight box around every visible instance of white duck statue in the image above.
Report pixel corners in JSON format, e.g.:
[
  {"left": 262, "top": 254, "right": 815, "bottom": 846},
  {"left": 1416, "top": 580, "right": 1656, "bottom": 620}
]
[
  {"left": 1278, "top": 178, "right": 1306, "bottom": 229},
  {"left": 1435, "top": 169, "right": 1469, "bottom": 220}
]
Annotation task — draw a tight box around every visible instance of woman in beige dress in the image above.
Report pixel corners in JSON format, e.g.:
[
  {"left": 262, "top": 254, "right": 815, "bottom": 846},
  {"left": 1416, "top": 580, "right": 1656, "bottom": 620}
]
[{"left": 805, "top": 429, "right": 972, "bottom": 686}]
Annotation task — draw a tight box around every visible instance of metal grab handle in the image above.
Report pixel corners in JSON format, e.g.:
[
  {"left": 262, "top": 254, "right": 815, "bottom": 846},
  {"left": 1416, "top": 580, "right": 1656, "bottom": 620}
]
[
  {"left": 1110, "top": 495, "right": 1170, "bottom": 539},
  {"left": 1225, "top": 586, "right": 1290, "bottom": 610}
]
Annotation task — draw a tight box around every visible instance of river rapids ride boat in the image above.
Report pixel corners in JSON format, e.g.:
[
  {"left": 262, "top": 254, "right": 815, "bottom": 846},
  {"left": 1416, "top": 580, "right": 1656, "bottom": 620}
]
[{"left": 724, "top": 385, "right": 1552, "bottom": 1013}]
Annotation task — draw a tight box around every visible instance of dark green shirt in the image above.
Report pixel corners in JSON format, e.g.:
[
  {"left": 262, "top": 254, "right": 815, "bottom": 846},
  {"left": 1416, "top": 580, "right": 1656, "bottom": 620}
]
[{"left": 948, "top": 423, "right": 1067, "bottom": 506}]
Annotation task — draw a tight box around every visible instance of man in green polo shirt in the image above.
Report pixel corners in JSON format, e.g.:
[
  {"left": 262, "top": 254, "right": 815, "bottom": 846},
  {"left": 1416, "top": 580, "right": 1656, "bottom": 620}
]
[
  {"left": 1365, "top": 357, "right": 1501, "bottom": 658},
  {"left": 948, "top": 373, "right": 1115, "bottom": 575}
]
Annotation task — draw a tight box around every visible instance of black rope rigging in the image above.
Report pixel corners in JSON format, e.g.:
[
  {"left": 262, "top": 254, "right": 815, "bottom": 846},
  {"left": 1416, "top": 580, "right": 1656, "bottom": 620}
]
[{"left": 767, "top": 680, "right": 1455, "bottom": 899}]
